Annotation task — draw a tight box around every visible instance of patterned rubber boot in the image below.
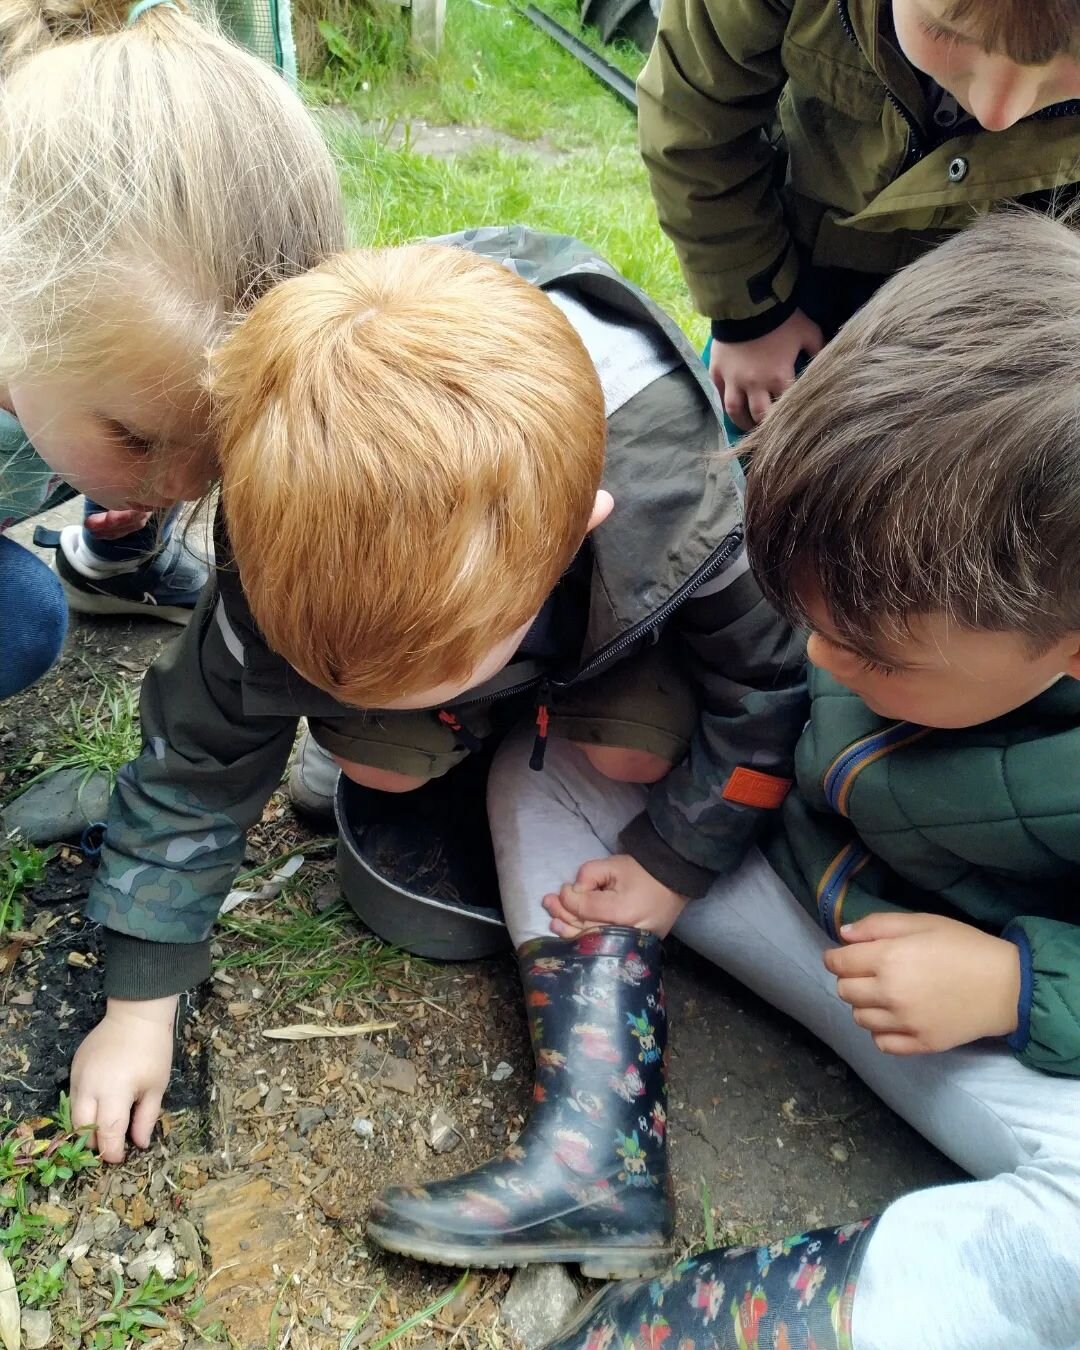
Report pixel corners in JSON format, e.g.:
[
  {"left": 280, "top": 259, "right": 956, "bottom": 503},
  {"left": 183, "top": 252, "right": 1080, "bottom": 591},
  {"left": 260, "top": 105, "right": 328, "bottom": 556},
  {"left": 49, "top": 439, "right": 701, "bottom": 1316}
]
[
  {"left": 368, "top": 927, "right": 674, "bottom": 1278},
  {"left": 546, "top": 1217, "right": 879, "bottom": 1350}
]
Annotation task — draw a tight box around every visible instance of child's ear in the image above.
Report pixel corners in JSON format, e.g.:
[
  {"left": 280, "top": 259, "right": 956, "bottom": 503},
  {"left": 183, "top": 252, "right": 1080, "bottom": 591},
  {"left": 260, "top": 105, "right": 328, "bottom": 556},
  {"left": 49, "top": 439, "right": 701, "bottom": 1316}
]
[
  {"left": 586, "top": 489, "right": 614, "bottom": 534},
  {"left": 1064, "top": 637, "right": 1080, "bottom": 681}
]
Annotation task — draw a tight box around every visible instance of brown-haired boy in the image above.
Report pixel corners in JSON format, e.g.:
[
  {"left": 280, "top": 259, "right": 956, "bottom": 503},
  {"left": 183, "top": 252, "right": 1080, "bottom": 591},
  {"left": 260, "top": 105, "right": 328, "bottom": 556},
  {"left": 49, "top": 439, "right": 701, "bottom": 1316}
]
[
  {"left": 639, "top": 0, "right": 1080, "bottom": 430},
  {"left": 68, "top": 228, "right": 806, "bottom": 1280},
  {"left": 497, "top": 210, "right": 1080, "bottom": 1349}
]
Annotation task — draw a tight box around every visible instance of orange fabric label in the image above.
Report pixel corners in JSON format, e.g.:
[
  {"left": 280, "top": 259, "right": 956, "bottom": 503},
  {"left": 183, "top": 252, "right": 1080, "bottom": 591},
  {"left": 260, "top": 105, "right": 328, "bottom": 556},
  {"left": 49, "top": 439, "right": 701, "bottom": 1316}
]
[{"left": 722, "top": 766, "right": 793, "bottom": 810}]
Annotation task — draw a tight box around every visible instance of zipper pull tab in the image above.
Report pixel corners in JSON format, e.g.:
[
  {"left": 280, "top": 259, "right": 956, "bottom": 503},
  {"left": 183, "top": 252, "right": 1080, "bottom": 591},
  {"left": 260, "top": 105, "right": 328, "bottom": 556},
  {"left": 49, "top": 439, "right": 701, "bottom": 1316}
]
[
  {"left": 437, "top": 709, "right": 485, "bottom": 754},
  {"left": 529, "top": 681, "right": 551, "bottom": 771}
]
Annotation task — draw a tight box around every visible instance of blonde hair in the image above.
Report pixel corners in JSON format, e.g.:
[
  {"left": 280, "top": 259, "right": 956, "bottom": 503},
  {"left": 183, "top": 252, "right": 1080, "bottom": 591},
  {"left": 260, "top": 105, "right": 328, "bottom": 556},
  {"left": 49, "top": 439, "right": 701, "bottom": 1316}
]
[
  {"left": 0, "top": 0, "right": 345, "bottom": 386},
  {"left": 215, "top": 244, "right": 607, "bottom": 706}
]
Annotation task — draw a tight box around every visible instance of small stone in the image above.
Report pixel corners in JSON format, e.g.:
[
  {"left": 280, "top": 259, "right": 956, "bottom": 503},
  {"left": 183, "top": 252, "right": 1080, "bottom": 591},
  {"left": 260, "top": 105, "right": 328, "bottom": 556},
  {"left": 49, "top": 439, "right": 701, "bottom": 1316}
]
[
  {"left": 59, "top": 1215, "right": 95, "bottom": 1262},
  {"left": 390, "top": 1036, "right": 412, "bottom": 1059},
  {"left": 829, "top": 1143, "right": 850, "bottom": 1165},
  {"left": 311, "top": 879, "right": 341, "bottom": 912},
  {"left": 126, "top": 1243, "right": 177, "bottom": 1285},
  {"left": 375, "top": 1056, "right": 418, "bottom": 1096},
  {"left": 428, "top": 1108, "right": 461, "bottom": 1154},
  {"left": 351, "top": 1117, "right": 375, "bottom": 1140},
  {"left": 463, "top": 1047, "right": 482, "bottom": 1066},
  {"left": 262, "top": 1084, "right": 284, "bottom": 1114},
  {"left": 283, "top": 1131, "right": 304, "bottom": 1152},
  {"left": 501, "top": 1264, "right": 581, "bottom": 1349},
  {"left": 294, "top": 1106, "right": 327, "bottom": 1136},
  {"left": 236, "top": 1086, "right": 262, "bottom": 1111},
  {"left": 70, "top": 1254, "right": 94, "bottom": 1281},
  {"left": 31, "top": 1202, "right": 72, "bottom": 1229},
  {"left": 8, "top": 990, "right": 33, "bottom": 1006},
  {"left": 21, "top": 1309, "right": 52, "bottom": 1349},
  {"left": 170, "top": 1216, "right": 203, "bottom": 1274},
  {"left": 490, "top": 1061, "right": 513, "bottom": 1083},
  {"left": 92, "top": 1209, "right": 121, "bottom": 1242}
]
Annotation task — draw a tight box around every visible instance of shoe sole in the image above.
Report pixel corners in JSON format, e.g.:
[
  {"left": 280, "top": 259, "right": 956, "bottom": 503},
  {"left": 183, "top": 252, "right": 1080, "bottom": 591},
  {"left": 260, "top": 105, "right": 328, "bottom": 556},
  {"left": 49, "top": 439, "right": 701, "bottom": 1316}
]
[
  {"left": 60, "top": 578, "right": 193, "bottom": 626},
  {"left": 366, "top": 1221, "right": 674, "bottom": 1280}
]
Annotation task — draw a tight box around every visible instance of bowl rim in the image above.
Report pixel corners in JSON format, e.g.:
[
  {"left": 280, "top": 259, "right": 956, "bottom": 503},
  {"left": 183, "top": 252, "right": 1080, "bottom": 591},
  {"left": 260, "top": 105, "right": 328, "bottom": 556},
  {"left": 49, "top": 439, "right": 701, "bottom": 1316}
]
[{"left": 334, "top": 777, "right": 507, "bottom": 928}]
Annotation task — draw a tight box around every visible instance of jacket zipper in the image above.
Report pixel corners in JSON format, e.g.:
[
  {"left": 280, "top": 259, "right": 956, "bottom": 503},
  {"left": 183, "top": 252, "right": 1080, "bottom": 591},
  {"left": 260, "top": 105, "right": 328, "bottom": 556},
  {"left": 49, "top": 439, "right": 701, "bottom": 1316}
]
[
  {"left": 453, "top": 527, "right": 745, "bottom": 711},
  {"left": 836, "top": 0, "right": 924, "bottom": 168},
  {"left": 571, "top": 527, "right": 744, "bottom": 685}
]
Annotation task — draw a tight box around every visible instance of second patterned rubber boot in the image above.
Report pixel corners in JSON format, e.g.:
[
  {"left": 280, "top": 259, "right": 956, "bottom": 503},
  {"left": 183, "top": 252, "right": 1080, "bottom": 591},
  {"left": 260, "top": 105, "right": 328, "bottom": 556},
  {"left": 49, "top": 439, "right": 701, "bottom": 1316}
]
[
  {"left": 367, "top": 927, "right": 674, "bottom": 1278},
  {"left": 545, "top": 1217, "right": 879, "bottom": 1350}
]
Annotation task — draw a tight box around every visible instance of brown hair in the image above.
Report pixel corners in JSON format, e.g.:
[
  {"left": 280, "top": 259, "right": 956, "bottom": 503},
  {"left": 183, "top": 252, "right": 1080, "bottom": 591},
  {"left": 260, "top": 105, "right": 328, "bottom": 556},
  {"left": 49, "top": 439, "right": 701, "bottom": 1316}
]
[
  {"left": 944, "top": 0, "right": 1080, "bottom": 64},
  {"left": 743, "top": 210, "right": 1080, "bottom": 656},
  {"left": 214, "top": 243, "right": 607, "bottom": 706}
]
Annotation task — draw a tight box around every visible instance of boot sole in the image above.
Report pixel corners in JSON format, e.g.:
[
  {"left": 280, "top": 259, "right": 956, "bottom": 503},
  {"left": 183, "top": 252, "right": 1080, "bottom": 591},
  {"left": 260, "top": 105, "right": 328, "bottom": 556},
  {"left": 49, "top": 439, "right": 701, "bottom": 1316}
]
[
  {"left": 366, "top": 1221, "right": 674, "bottom": 1280},
  {"left": 60, "top": 579, "right": 193, "bottom": 626}
]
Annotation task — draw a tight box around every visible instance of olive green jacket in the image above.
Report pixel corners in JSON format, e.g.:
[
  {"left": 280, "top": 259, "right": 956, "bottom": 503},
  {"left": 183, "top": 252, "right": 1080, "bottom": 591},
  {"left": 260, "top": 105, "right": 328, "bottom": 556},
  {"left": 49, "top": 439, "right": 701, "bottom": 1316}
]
[
  {"left": 638, "top": 0, "right": 1080, "bottom": 332},
  {"left": 766, "top": 667, "right": 1080, "bottom": 1077}
]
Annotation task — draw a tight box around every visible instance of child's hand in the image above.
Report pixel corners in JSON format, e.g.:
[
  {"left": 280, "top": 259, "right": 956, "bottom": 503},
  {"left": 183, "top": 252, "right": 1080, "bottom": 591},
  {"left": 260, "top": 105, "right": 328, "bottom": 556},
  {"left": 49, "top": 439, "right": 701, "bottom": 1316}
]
[
  {"left": 83, "top": 508, "right": 155, "bottom": 539},
  {"left": 542, "top": 854, "right": 688, "bottom": 939},
  {"left": 709, "top": 309, "right": 824, "bottom": 430},
  {"left": 823, "top": 912, "right": 1021, "bottom": 1055},
  {"left": 70, "top": 996, "right": 178, "bottom": 1162}
]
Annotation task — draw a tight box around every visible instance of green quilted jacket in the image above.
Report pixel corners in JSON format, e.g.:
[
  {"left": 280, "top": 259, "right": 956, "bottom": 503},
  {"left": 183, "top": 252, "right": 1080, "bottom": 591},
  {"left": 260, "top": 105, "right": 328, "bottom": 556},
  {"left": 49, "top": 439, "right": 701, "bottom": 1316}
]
[{"left": 765, "top": 666, "right": 1080, "bottom": 1076}]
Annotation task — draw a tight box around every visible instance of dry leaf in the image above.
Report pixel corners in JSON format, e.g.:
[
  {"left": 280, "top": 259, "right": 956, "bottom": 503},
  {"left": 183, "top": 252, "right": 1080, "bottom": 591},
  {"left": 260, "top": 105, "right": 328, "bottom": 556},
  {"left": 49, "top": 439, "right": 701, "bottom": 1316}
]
[
  {"left": 0, "top": 1251, "right": 20, "bottom": 1350},
  {"left": 262, "top": 1020, "right": 397, "bottom": 1041}
]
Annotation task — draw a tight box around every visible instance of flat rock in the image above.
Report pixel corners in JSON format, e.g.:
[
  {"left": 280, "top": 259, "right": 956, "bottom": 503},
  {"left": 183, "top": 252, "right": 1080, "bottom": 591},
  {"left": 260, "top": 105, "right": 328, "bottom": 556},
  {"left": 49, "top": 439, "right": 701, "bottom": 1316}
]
[
  {"left": 21, "top": 1308, "right": 52, "bottom": 1349},
  {"left": 188, "top": 1174, "right": 312, "bottom": 1343},
  {"left": 294, "top": 1105, "right": 327, "bottom": 1136},
  {"left": 374, "top": 1055, "right": 418, "bottom": 1096},
  {"left": 1, "top": 767, "right": 111, "bottom": 844},
  {"left": 500, "top": 1264, "right": 580, "bottom": 1350}
]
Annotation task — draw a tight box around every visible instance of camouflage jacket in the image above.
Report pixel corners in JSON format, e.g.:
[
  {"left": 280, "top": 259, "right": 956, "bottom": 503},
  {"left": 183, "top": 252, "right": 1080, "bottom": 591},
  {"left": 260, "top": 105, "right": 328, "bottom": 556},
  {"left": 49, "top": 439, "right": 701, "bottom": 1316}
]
[{"left": 87, "top": 228, "right": 808, "bottom": 999}]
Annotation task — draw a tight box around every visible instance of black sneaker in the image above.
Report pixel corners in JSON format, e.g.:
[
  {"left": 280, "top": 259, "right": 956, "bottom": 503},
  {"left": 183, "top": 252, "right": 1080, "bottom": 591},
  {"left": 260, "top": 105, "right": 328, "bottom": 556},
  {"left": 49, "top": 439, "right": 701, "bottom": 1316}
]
[{"left": 34, "top": 524, "right": 209, "bottom": 625}]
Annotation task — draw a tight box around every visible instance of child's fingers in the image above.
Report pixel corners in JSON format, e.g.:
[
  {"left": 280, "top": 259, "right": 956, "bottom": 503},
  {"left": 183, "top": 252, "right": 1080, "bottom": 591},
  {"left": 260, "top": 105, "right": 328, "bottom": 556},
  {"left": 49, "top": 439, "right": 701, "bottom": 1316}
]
[
  {"left": 68, "top": 1087, "right": 98, "bottom": 1143},
  {"left": 91, "top": 1097, "right": 131, "bottom": 1164},
  {"left": 850, "top": 1006, "right": 898, "bottom": 1034},
  {"left": 557, "top": 886, "right": 628, "bottom": 928},
  {"left": 871, "top": 1032, "right": 925, "bottom": 1057},
  {"left": 543, "top": 892, "right": 580, "bottom": 929},
  {"left": 549, "top": 916, "right": 588, "bottom": 939},
  {"left": 823, "top": 943, "right": 879, "bottom": 978},
  {"left": 129, "top": 1091, "right": 165, "bottom": 1151},
  {"left": 748, "top": 386, "right": 774, "bottom": 425},
  {"left": 574, "top": 859, "right": 616, "bottom": 891},
  {"left": 840, "top": 913, "right": 924, "bottom": 942},
  {"left": 833, "top": 976, "right": 880, "bottom": 1008},
  {"left": 723, "top": 386, "right": 753, "bottom": 432}
]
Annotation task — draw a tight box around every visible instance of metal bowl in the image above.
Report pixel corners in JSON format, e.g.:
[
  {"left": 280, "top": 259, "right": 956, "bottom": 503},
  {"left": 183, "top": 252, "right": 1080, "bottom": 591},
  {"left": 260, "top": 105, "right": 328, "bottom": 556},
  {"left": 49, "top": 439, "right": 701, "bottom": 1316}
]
[{"left": 334, "top": 753, "right": 510, "bottom": 960}]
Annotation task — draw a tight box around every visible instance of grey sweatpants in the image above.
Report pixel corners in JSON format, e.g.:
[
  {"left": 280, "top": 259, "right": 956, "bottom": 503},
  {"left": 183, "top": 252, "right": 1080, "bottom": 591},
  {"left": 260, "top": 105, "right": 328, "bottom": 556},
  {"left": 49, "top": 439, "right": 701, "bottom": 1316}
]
[{"left": 487, "top": 730, "right": 1080, "bottom": 1350}]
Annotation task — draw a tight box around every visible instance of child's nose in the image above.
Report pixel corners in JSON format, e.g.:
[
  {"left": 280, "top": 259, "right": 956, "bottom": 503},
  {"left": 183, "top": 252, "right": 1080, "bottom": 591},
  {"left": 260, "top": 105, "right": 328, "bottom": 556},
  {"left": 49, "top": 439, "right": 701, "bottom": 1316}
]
[{"left": 966, "top": 62, "right": 1041, "bottom": 131}]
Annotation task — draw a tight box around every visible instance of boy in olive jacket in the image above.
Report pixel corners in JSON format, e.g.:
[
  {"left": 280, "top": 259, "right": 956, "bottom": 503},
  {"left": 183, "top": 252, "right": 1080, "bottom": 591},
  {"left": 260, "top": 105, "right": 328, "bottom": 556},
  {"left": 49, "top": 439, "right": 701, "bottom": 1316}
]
[
  {"left": 638, "top": 0, "right": 1080, "bottom": 429},
  {"left": 496, "top": 213, "right": 1080, "bottom": 1348}
]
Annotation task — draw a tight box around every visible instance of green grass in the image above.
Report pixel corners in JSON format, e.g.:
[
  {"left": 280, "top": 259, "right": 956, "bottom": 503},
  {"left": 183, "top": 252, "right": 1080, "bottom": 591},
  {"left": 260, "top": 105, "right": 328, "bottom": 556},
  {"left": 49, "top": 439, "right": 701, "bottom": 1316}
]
[
  {"left": 0, "top": 1096, "right": 98, "bottom": 1306},
  {"left": 0, "top": 839, "right": 51, "bottom": 939},
  {"left": 218, "top": 894, "right": 415, "bottom": 1003},
  {"left": 313, "top": 0, "right": 704, "bottom": 340},
  {"left": 4, "top": 680, "right": 141, "bottom": 809}
]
